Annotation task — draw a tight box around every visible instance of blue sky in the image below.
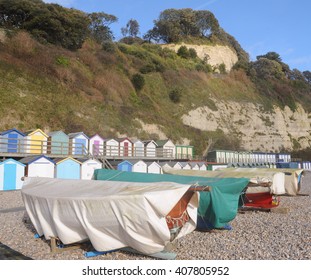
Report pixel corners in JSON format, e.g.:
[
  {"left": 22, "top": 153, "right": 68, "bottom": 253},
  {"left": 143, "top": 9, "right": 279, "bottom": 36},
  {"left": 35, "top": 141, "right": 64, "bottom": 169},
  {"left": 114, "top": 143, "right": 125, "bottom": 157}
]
[{"left": 43, "top": 0, "right": 311, "bottom": 72}]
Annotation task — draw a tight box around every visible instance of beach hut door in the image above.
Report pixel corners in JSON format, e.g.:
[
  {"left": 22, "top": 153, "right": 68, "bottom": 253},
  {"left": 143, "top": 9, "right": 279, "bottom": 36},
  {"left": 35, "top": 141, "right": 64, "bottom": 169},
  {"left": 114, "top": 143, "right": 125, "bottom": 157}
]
[
  {"left": 75, "top": 139, "right": 85, "bottom": 155},
  {"left": 8, "top": 133, "right": 18, "bottom": 153},
  {"left": 94, "top": 140, "right": 100, "bottom": 156},
  {"left": 4, "top": 164, "right": 16, "bottom": 190},
  {"left": 124, "top": 142, "right": 129, "bottom": 156}
]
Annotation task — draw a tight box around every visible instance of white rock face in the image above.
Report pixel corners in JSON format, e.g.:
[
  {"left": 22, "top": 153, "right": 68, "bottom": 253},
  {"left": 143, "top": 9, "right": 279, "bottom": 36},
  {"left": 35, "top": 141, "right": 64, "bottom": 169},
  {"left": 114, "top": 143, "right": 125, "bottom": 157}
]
[
  {"left": 162, "top": 43, "right": 239, "bottom": 71},
  {"left": 181, "top": 100, "right": 311, "bottom": 152}
]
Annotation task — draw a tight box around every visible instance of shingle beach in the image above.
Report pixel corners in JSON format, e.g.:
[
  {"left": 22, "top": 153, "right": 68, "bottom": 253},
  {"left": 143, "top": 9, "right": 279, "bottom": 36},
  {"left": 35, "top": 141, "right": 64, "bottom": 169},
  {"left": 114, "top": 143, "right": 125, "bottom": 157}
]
[{"left": 0, "top": 171, "right": 310, "bottom": 260}]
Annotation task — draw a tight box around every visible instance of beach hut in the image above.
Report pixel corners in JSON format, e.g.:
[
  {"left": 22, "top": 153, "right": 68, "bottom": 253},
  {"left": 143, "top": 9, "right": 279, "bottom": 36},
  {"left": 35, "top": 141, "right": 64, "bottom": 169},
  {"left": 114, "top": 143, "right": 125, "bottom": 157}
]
[
  {"left": 175, "top": 145, "right": 194, "bottom": 160},
  {"left": 189, "top": 162, "right": 200, "bottom": 170},
  {"left": 132, "top": 139, "right": 145, "bottom": 157},
  {"left": 131, "top": 160, "right": 147, "bottom": 173},
  {"left": 147, "top": 161, "right": 162, "bottom": 174},
  {"left": 0, "top": 128, "right": 26, "bottom": 153},
  {"left": 156, "top": 139, "right": 176, "bottom": 158},
  {"left": 25, "top": 129, "right": 48, "bottom": 154},
  {"left": 89, "top": 134, "right": 104, "bottom": 156},
  {"left": 206, "top": 163, "right": 228, "bottom": 171},
  {"left": 117, "top": 160, "right": 133, "bottom": 172},
  {"left": 104, "top": 138, "right": 119, "bottom": 157},
  {"left": 20, "top": 155, "right": 55, "bottom": 178},
  {"left": 0, "top": 159, "right": 25, "bottom": 191},
  {"left": 197, "top": 162, "right": 207, "bottom": 171},
  {"left": 80, "top": 158, "right": 102, "bottom": 180},
  {"left": 179, "top": 162, "right": 191, "bottom": 170},
  {"left": 143, "top": 140, "right": 157, "bottom": 157},
  {"left": 170, "top": 161, "right": 183, "bottom": 169},
  {"left": 117, "top": 160, "right": 147, "bottom": 173},
  {"left": 117, "top": 137, "right": 133, "bottom": 157},
  {"left": 55, "top": 157, "right": 81, "bottom": 179},
  {"left": 47, "top": 131, "right": 69, "bottom": 156},
  {"left": 68, "top": 132, "right": 89, "bottom": 156}
]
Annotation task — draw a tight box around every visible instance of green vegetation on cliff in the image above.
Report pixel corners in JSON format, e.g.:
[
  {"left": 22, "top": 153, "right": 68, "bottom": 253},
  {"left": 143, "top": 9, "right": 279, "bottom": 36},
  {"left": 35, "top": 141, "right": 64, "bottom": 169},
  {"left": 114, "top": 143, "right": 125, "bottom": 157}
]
[{"left": 1, "top": 0, "right": 311, "bottom": 156}]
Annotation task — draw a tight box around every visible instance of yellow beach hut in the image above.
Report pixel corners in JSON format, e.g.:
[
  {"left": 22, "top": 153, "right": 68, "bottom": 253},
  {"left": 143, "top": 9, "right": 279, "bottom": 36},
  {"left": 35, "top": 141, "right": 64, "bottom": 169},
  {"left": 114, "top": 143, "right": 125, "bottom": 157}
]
[{"left": 25, "top": 129, "right": 48, "bottom": 154}]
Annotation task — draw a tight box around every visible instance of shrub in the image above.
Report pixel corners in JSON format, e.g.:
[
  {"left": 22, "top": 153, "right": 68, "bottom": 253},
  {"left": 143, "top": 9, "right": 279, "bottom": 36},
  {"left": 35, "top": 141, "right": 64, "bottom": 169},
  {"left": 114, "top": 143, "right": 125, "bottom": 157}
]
[
  {"left": 177, "top": 46, "right": 189, "bottom": 59},
  {"left": 218, "top": 63, "right": 227, "bottom": 74},
  {"left": 102, "top": 41, "right": 117, "bottom": 53},
  {"left": 188, "top": 48, "right": 197, "bottom": 59},
  {"left": 169, "top": 88, "right": 182, "bottom": 103},
  {"left": 56, "top": 56, "right": 70, "bottom": 67},
  {"left": 131, "top": 73, "right": 145, "bottom": 91},
  {"left": 196, "top": 63, "right": 212, "bottom": 73}
]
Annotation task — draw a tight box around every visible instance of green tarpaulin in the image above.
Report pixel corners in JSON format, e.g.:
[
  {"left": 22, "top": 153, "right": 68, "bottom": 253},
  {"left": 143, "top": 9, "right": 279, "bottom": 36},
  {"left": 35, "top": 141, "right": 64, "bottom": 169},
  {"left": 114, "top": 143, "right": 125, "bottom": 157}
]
[{"left": 93, "top": 169, "right": 249, "bottom": 230}]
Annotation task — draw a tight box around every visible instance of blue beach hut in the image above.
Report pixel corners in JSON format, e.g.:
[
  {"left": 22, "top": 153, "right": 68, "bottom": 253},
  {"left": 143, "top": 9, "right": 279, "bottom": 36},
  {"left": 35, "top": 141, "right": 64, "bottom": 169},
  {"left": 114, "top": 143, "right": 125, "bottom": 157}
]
[
  {"left": 117, "top": 160, "right": 133, "bottom": 172},
  {"left": 0, "top": 128, "right": 25, "bottom": 153},
  {"left": 0, "top": 158, "right": 25, "bottom": 191},
  {"left": 68, "top": 132, "right": 89, "bottom": 156},
  {"left": 54, "top": 157, "right": 81, "bottom": 179}
]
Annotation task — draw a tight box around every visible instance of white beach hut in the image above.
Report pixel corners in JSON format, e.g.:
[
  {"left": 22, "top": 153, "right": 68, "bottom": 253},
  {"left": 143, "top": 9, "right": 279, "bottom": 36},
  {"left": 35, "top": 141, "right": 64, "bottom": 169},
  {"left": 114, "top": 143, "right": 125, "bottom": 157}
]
[
  {"left": 147, "top": 161, "right": 162, "bottom": 174},
  {"left": 132, "top": 139, "right": 145, "bottom": 157},
  {"left": 20, "top": 155, "right": 55, "bottom": 178},
  {"left": 104, "top": 138, "right": 119, "bottom": 157},
  {"left": 80, "top": 158, "right": 102, "bottom": 180}
]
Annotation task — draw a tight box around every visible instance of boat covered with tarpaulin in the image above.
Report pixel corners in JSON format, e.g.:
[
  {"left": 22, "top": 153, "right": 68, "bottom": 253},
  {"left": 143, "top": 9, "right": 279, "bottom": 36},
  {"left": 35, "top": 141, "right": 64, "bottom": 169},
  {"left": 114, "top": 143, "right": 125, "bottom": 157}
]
[
  {"left": 216, "top": 168, "right": 304, "bottom": 196},
  {"left": 22, "top": 176, "right": 202, "bottom": 255},
  {"left": 162, "top": 167, "right": 286, "bottom": 209},
  {"left": 93, "top": 169, "right": 249, "bottom": 231}
]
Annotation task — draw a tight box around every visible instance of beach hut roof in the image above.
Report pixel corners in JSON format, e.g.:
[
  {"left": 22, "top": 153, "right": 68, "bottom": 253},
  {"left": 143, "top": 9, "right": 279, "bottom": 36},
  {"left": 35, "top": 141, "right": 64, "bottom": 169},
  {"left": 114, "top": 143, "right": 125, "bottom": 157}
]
[
  {"left": 48, "top": 130, "right": 68, "bottom": 137},
  {"left": 0, "top": 158, "right": 26, "bottom": 167},
  {"left": 79, "top": 158, "right": 101, "bottom": 164},
  {"left": 89, "top": 133, "right": 104, "bottom": 140},
  {"left": 142, "top": 140, "right": 158, "bottom": 146},
  {"left": 179, "top": 162, "right": 190, "bottom": 167},
  {"left": 188, "top": 162, "right": 199, "bottom": 168},
  {"left": 0, "top": 128, "right": 25, "bottom": 136},
  {"left": 116, "top": 137, "right": 132, "bottom": 143},
  {"left": 68, "top": 132, "right": 89, "bottom": 139},
  {"left": 155, "top": 139, "right": 174, "bottom": 147},
  {"left": 25, "top": 129, "right": 48, "bottom": 138},
  {"left": 54, "top": 157, "right": 82, "bottom": 165},
  {"left": 19, "top": 155, "right": 55, "bottom": 165},
  {"left": 147, "top": 161, "right": 161, "bottom": 167}
]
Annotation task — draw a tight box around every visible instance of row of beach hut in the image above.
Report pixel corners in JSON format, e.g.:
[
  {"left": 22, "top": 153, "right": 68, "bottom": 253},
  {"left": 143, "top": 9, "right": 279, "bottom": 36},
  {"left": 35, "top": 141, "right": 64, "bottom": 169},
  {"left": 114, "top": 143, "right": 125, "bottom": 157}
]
[
  {"left": 0, "top": 128, "right": 194, "bottom": 159},
  {"left": 0, "top": 155, "right": 210, "bottom": 191},
  {"left": 0, "top": 156, "right": 102, "bottom": 191}
]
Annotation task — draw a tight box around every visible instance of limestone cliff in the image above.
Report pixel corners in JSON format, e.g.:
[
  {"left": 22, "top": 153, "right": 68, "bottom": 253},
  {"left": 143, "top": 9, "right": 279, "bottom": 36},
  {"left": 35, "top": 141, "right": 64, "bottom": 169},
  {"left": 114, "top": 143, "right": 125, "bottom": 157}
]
[
  {"left": 162, "top": 43, "right": 239, "bottom": 71},
  {"left": 181, "top": 101, "right": 311, "bottom": 152}
]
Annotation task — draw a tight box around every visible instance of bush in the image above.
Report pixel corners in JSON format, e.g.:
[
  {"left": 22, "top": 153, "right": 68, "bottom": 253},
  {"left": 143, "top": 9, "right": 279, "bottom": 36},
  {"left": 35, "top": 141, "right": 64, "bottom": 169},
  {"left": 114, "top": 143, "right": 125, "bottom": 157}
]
[
  {"left": 218, "top": 63, "right": 227, "bottom": 74},
  {"left": 102, "top": 41, "right": 117, "bottom": 53},
  {"left": 188, "top": 48, "right": 197, "bottom": 59},
  {"left": 196, "top": 63, "right": 212, "bottom": 73},
  {"left": 131, "top": 73, "right": 145, "bottom": 91},
  {"left": 56, "top": 56, "right": 70, "bottom": 67},
  {"left": 177, "top": 46, "right": 189, "bottom": 59},
  {"left": 169, "top": 88, "right": 182, "bottom": 103}
]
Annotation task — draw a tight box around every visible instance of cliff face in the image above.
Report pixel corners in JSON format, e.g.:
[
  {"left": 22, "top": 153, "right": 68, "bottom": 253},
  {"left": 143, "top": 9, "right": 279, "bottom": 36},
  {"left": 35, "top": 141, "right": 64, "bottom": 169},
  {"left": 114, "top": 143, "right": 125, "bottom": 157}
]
[
  {"left": 181, "top": 100, "right": 311, "bottom": 152},
  {"left": 162, "top": 43, "right": 239, "bottom": 71}
]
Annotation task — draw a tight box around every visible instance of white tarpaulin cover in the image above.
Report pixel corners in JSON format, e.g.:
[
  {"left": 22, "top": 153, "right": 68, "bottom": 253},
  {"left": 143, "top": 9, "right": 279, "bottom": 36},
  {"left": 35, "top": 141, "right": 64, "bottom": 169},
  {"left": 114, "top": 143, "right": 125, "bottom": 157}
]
[
  {"left": 218, "top": 168, "right": 303, "bottom": 196},
  {"left": 163, "top": 167, "right": 285, "bottom": 195},
  {"left": 21, "top": 177, "right": 199, "bottom": 254}
]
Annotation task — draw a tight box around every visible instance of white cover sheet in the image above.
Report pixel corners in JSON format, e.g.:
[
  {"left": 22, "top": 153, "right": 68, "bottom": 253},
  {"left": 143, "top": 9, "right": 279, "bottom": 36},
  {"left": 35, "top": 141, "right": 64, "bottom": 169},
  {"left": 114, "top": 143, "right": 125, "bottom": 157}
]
[
  {"left": 163, "top": 167, "right": 285, "bottom": 195},
  {"left": 21, "top": 177, "right": 199, "bottom": 254}
]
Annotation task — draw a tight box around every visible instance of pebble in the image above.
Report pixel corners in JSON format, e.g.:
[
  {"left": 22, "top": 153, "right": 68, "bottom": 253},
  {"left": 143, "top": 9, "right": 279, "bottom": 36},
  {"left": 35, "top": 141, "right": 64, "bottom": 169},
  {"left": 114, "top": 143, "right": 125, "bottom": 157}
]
[{"left": 0, "top": 171, "right": 310, "bottom": 260}]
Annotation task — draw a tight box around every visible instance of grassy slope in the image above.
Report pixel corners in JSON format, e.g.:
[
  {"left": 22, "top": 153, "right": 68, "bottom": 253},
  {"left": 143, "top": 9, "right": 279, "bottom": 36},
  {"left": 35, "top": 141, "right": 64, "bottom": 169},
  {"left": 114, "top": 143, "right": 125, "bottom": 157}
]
[{"left": 0, "top": 32, "right": 307, "bottom": 156}]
